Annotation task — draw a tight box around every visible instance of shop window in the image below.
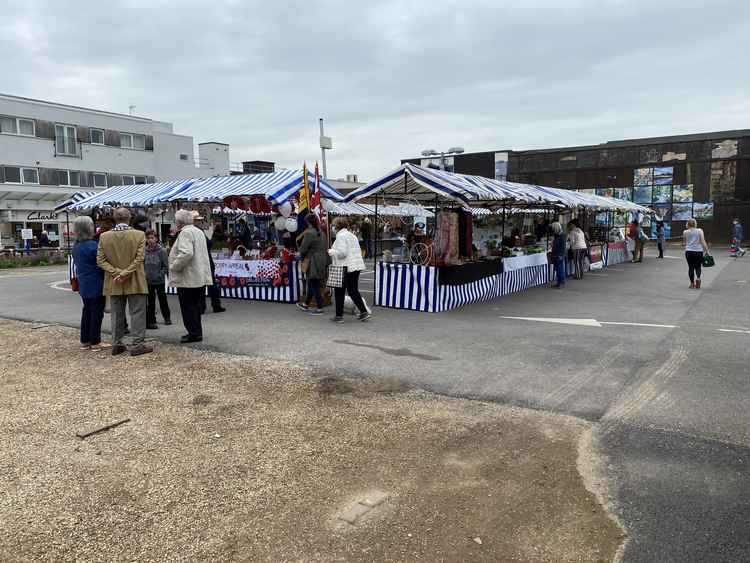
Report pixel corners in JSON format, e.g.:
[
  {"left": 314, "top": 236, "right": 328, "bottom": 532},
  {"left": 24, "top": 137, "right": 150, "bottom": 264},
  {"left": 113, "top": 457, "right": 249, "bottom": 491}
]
[
  {"left": 135, "top": 175, "right": 147, "bottom": 184},
  {"left": 93, "top": 172, "right": 107, "bottom": 187},
  {"left": 122, "top": 175, "right": 135, "bottom": 185},
  {"left": 90, "top": 128, "right": 104, "bottom": 145}
]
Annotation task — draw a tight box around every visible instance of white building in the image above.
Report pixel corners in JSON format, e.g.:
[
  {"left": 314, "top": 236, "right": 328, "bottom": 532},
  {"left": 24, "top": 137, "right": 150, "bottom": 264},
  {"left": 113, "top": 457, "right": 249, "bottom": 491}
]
[{"left": 0, "top": 93, "right": 229, "bottom": 248}]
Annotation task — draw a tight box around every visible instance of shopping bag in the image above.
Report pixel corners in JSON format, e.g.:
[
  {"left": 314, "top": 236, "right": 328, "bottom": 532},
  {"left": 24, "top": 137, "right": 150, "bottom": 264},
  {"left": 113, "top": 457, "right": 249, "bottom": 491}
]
[
  {"left": 702, "top": 254, "right": 715, "bottom": 267},
  {"left": 327, "top": 265, "right": 345, "bottom": 288}
]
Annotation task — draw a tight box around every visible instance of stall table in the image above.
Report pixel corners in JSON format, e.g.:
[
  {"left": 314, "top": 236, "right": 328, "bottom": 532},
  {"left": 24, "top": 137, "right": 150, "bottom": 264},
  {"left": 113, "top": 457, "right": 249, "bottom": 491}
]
[
  {"left": 375, "top": 253, "right": 549, "bottom": 313},
  {"left": 167, "top": 258, "right": 301, "bottom": 303}
]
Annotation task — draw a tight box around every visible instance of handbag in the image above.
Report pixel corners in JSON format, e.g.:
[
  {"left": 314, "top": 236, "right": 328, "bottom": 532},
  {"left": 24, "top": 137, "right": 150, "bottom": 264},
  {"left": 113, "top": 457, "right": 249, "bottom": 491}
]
[
  {"left": 70, "top": 277, "right": 80, "bottom": 292},
  {"left": 702, "top": 254, "right": 715, "bottom": 267},
  {"left": 327, "top": 265, "right": 345, "bottom": 288}
]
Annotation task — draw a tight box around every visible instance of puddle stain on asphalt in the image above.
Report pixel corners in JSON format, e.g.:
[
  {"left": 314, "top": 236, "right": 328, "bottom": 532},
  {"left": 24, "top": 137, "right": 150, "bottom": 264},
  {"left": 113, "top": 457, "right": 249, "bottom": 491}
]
[{"left": 332, "top": 339, "right": 441, "bottom": 361}]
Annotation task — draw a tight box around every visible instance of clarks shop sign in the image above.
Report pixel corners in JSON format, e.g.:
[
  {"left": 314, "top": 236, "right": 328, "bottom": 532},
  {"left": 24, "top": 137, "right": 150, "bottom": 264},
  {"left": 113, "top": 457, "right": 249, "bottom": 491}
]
[{"left": 26, "top": 211, "right": 58, "bottom": 222}]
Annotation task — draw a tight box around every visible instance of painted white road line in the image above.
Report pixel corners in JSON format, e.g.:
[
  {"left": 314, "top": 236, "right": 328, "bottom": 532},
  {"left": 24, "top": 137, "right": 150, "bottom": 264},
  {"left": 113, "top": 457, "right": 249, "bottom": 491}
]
[
  {"left": 500, "top": 317, "right": 678, "bottom": 329},
  {"left": 48, "top": 280, "right": 72, "bottom": 292},
  {"left": 718, "top": 328, "right": 750, "bottom": 334},
  {"left": 600, "top": 321, "right": 678, "bottom": 329},
  {"left": 501, "top": 316, "right": 602, "bottom": 327}
]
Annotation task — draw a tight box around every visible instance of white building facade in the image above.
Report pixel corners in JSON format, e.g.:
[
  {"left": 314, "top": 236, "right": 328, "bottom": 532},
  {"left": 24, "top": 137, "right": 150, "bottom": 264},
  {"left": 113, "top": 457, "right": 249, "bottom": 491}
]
[{"left": 0, "top": 93, "right": 229, "bottom": 248}]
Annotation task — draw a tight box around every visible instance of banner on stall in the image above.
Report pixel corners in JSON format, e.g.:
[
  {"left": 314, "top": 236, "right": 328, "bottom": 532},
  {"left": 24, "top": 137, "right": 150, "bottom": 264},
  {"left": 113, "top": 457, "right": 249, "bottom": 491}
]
[
  {"left": 589, "top": 245, "right": 604, "bottom": 270},
  {"left": 214, "top": 259, "right": 290, "bottom": 287}
]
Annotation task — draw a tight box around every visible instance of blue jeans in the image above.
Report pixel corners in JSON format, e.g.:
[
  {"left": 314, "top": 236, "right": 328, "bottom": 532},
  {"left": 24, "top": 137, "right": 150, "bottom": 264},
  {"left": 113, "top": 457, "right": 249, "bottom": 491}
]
[{"left": 554, "top": 258, "right": 566, "bottom": 286}]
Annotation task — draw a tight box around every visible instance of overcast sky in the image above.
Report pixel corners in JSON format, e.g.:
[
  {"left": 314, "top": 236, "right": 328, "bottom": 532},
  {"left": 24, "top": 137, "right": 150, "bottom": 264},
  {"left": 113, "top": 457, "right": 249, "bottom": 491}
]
[{"left": 2, "top": 0, "right": 749, "bottom": 181}]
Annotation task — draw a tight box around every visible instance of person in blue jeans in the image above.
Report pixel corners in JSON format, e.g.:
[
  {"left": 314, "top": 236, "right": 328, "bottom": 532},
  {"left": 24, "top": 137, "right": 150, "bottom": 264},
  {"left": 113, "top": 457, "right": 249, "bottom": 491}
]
[
  {"left": 71, "top": 216, "right": 109, "bottom": 350},
  {"left": 550, "top": 221, "right": 566, "bottom": 288}
]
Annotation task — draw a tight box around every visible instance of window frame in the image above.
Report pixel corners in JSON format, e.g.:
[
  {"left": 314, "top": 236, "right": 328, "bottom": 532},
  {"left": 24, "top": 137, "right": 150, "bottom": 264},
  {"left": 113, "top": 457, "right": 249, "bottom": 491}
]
[
  {"left": 54, "top": 123, "right": 78, "bottom": 156},
  {"left": 90, "top": 128, "right": 105, "bottom": 145},
  {"left": 92, "top": 172, "right": 108, "bottom": 188},
  {"left": 179, "top": 153, "right": 189, "bottom": 161},
  {"left": 57, "top": 170, "right": 80, "bottom": 187},
  {"left": 121, "top": 175, "right": 136, "bottom": 185},
  {"left": 119, "top": 132, "right": 146, "bottom": 150},
  {"left": 120, "top": 132, "right": 133, "bottom": 149},
  {"left": 134, "top": 175, "right": 147, "bottom": 184},
  {"left": 21, "top": 167, "right": 39, "bottom": 185},
  {"left": 3, "top": 166, "right": 22, "bottom": 184},
  {"left": 0, "top": 116, "right": 36, "bottom": 137}
]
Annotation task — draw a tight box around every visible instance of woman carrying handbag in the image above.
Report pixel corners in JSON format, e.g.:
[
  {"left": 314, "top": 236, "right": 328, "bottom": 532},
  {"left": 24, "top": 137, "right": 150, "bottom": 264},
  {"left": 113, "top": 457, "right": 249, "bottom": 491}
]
[
  {"left": 328, "top": 217, "right": 370, "bottom": 323},
  {"left": 683, "top": 218, "right": 710, "bottom": 289}
]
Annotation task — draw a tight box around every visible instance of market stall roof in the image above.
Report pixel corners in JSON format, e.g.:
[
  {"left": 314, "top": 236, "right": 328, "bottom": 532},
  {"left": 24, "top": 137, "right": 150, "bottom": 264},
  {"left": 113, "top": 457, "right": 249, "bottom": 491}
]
[
  {"left": 322, "top": 199, "right": 434, "bottom": 217},
  {"left": 344, "top": 163, "right": 541, "bottom": 206},
  {"left": 344, "top": 163, "right": 652, "bottom": 212},
  {"left": 54, "top": 191, "right": 98, "bottom": 212},
  {"left": 170, "top": 169, "right": 345, "bottom": 204},
  {"left": 70, "top": 179, "right": 197, "bottom": 210}
]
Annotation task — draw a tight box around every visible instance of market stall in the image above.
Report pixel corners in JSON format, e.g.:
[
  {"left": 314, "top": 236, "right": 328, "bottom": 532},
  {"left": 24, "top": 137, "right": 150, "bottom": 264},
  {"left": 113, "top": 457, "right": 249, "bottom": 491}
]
[
  {"left": 345, "top": 163, "right": 649, "bottom": 313},
  {"left": 69, "top": 168, "right": 346, "bottom": 304}
]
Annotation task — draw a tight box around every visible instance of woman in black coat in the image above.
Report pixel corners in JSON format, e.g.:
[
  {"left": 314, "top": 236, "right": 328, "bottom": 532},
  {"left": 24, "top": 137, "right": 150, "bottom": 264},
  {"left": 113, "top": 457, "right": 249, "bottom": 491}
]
[{"left": 297, "top": 215, "right": 329, "bottom": 315}]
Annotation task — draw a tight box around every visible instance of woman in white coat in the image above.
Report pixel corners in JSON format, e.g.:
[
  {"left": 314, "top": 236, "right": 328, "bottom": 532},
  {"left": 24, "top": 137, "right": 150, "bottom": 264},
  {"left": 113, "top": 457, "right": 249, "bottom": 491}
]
[{"left": 328, "top": 217, "right": 370, "bottom": 323}]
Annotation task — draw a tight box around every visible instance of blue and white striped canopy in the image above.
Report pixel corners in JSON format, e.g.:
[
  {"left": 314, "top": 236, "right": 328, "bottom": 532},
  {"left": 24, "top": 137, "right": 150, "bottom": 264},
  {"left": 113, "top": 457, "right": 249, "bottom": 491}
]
[
  {"left": 345, "top": 163, "right": 651, "bottom": 212},
  {"left": 169, "top": 169, "right": 345, "bottom": 204},
  {"left": 70, "top": 179, "right": 197, "bottom": 209},
  {"left": 54, "top": 191, "right": 98, "bottom": 212},
  {"left": 322, "top": 199, "right": 434, "bottom": 217}
]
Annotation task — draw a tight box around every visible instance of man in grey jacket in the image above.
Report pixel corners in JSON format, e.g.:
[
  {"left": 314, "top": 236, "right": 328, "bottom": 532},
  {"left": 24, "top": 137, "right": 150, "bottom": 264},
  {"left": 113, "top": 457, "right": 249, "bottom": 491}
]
[
  {"left": 169, "top": 209, "right": 213, "bottom": 343},
  {"left": 144, "top": 229, "right": 171, "bottom": 329}
]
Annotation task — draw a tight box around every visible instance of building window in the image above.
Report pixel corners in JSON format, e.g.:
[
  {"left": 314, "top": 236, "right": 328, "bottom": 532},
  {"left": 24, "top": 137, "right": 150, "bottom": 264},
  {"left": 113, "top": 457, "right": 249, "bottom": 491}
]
[
  {"left": 3, "top": 167, "right": 21, "bottom": 183},
  {"left": 55, "top": 124, "right": 77, "bottom": 156},
  {"left": 0, "top": 116, "right": 35, "bottom": 136},
  {"left": 90, "top": 128, "right": 104, "bottom": 145},
  {"left": 120, "top": 132, "right": 145, "bottom": 150},
  {"left": 22, "top": 168, "right": 39, "bottom": 184},
  {"left": 179, "top": 153, "right": 189, "bottom": 161},
  {"left": 135, "top": 175, "right": 147, "bottom": 184},
  {"left": 121, "top": 175, "right": 135, "bottom": 185},
  {"left": 93, "top": 172, "right": 107, "bottom": 187},
  {"left": 57, "top": 170, "right": 80, "bottom": 187}
]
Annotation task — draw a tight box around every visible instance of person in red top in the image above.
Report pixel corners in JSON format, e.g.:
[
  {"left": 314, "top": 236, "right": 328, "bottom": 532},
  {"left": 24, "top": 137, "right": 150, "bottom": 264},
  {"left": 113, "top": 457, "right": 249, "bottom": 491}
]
[{"left": 628, "top": 220, "right": 643, "bottom": 263}]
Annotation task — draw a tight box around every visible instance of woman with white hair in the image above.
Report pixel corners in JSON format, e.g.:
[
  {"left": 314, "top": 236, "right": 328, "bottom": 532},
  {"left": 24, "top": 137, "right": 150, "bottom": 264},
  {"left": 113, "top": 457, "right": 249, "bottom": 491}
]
[
  {"left": 550, "top": 221, "right": 566, "bottom": 288},
  {"left": 72, "top": 215, "right": 109, "bottom": 350},
  {"left": 169, "top": 209, "right": 213, "bottom": 343}
]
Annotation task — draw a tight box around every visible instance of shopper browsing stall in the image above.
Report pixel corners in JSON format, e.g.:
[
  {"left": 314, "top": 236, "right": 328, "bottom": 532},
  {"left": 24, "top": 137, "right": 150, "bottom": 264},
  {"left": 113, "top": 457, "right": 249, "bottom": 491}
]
[
  {"left": 567, "top": 219, "right": 587, "bottom": 279},
  {"left": 297, "top": 214, "right": 328, "bottom": 315},
  {"left": 328, "top": 217, "right": 370, "bottom": 323},
  {"left": 550, "top": 222, "right": 566, "bottom": 288}
]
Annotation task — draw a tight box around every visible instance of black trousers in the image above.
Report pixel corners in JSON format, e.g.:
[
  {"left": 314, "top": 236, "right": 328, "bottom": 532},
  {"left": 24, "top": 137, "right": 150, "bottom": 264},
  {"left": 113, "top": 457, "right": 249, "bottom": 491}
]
[
  {"left": 147, "top": 283, "right": 171, "bottom": 324},
  {"left": 80, "top": 296, "right": 105, "bottom": 345},
  {"left": 657, "top": 241, "right": 664, "bottom": 258},
  {"left": 305, "top": 278, "right": 324, "bottom": 309},
  {"left": 334, "top": 270, "right": 367, "bottom": 317},
  {"left": 177, "top": 287, "right": 204, "bottom": 338},
  {"left": 685, "top": 251, "right": 703, "bottom": 283},
  {"left": 200, "top": 282, "right": 222, "bottom": 313}
]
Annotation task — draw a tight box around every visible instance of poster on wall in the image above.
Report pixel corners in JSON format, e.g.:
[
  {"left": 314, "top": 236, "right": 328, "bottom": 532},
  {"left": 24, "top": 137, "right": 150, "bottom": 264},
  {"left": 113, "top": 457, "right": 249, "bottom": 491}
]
[
  {"left": 578, "top": 188, "right": 596, "bottom": 195},
  {"left": 614, "top": 188, "right": 632, "bottom": 201},
  {"left": 653, "top": 166, "right": 674, "bottom": 185},
  {"left": 633, "top": 185, "right": 652, "bottom": 204},
  {"left": 652, "top": 185, "right": 672, "bottom": 204},
  {"left": 672, "top": 203, "right": 693, "bottom": 221},
  {"left": 693, "top": 202, "right": 714, "bottom": 220},
  {"left": 650, "top": 221, "right": 672, "bottom": 240},
  {"left": 672, "top": 184, "right": 694, "bottom": 202},
  {"left": 596, "top": 187, "right": 614, "bottom": 198},
  {"left": 634, "top": 168, "right": 653, "bottom": 186},
  {"left": 652, "top": 204, "right": 672, "bottom": 223}
]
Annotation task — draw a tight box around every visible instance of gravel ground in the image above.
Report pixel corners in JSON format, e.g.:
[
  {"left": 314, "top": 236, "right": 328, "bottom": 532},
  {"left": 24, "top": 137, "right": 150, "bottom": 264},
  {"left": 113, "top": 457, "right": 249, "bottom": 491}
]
[{"left": 0, "top": 319, "right": 623, "bottom": 562}]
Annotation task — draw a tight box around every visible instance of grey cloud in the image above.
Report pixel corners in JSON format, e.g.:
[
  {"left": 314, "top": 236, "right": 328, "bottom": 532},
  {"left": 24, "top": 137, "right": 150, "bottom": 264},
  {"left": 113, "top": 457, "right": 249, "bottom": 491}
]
[{"left": 2, "top": 0, "right": 749, "bottom": 180}]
